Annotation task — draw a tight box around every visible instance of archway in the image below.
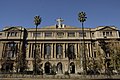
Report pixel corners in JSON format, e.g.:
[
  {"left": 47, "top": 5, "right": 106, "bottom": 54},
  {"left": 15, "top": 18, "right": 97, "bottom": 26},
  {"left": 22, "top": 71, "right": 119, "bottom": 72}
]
[
  {"left": 44, "top": 62, "right": 51, "bottom": 74},
  {"left": 57, "top": 62, "right": 62, "bottom": 74},
  {"left": 70, "top": 62, "right": 75, "bottom": 74}
]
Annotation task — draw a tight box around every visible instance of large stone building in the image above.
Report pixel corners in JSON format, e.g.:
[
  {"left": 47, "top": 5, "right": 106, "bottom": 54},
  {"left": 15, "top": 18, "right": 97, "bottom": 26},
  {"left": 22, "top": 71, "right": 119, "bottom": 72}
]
[{"left": 0, "top": 20, "right": 120, "bottom": 74}]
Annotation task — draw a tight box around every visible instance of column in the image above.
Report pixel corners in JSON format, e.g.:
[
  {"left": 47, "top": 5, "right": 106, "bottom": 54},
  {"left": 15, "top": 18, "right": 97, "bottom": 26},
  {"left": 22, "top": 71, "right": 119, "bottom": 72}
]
[
  {"left": 51, "top": 43, "right": 53, "bottom": 58},
  {"left": 75, "top": 43, "right": 77, "bottom": 58},
  {"left": 42, "top": 43, "right": 44, "bottom": 59},
  {"left": 65, "top": 43, "right": 68, "bottom": 58},
  {"left": 88, "top": 43, "right": 91, "bottom": 57},
  {"left": 0, "top": 42, "right": 4, "bottom": 58},
  {"left": 26, "top": 43, "right": 30, "bottom": 58},
  {"left": 78, "top": 43, "right": 80, "bottom": 58},
  {"left": 30, "top": 43, "right": 33, "bottom": 58},
  {"left": 39, "top": 43, "right": 42, "bottom": 58},
  {"left": 90, "top": 42, "right": 93, "bottom": 57},
  {"left": 63, "top": 43, "right": 65, "bottom": 58},
  {"left": 86, "top": 43, "right": 89, "bottom": 57},
  {"left": 54, "top": 43, "right": 56, "bottom": 59}
]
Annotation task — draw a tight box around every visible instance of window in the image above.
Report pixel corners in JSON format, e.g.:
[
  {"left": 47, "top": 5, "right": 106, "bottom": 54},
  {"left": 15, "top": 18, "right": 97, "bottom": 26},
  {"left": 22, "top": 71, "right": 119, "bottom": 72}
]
[
  {"left": 6, "top": 42, "right": 17, "bottom": 58},
  {"left": 0, "top": 33, "right": 2, "bottom": 35},
  {"left": 68, "top": 32, "right": 75, "bottom": 37},
  {"left": 56, "top": 44, "right": 63, "bottom": 58},
  {"left": 57, "top": 32, "right": 64, "bottom": 38},
  {"left": 45, "top": 32, "right": 52, "bottom": 37},
  {"left": 103, "top": 32, "right": 105, "bottom": 36},
  {"left": 103, "top": 31, "right": 112, "bottom": 37},
  {"left": 33, "top": 32, "right": 41, "bottom": 37},
  {"left": 44, "top": 44, "right": 51, "bottom": 58},
  {"left": 91, "top": 32, "right": 94, "bottom": 37},
  {"left": 110, "top": 32, "right": 112, "bottom": 36},
  {"left": 79, "top": 31, "right": 86, "bottom": 37},
  {"left": 8, "top": 32, "right": 17, "bottom": 37},
  {"left": 94, "top": 52, "right": 96, "bottom": 58},
  {"left": 67, "top": 44, "right": 75, "bottom": 59}
]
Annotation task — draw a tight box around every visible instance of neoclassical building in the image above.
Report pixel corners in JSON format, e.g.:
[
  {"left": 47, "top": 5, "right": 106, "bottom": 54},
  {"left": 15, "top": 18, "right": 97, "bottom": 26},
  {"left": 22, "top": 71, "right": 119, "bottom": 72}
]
[{"left": 0, "top": 20, "right": 120, "bottom": 74}]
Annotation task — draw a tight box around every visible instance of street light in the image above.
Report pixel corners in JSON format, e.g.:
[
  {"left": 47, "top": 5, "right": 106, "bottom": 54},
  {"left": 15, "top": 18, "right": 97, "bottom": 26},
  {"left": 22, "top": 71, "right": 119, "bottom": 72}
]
[
  {"left": 34, "top": 15, "right": 41, "bottom": 74},
  {"left": 78, "top": 12, "right": 87, "bottom": 74}
]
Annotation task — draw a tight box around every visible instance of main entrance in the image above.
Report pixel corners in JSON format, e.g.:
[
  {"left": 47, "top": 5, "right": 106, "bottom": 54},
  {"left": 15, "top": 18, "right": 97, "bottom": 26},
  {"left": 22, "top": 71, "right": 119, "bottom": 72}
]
[{"left": 44, "top": 62, "right": 51, "bottom": 74}]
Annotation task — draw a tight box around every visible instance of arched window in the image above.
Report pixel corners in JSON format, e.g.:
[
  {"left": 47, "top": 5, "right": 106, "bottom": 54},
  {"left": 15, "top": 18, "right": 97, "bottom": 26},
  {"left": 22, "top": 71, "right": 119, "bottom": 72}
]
[
  {"left": 56, "top": 44, "right": 63, "bottom": 58},
  {"left": 44, "top": 44, "right": 51, "bottom": 58}
]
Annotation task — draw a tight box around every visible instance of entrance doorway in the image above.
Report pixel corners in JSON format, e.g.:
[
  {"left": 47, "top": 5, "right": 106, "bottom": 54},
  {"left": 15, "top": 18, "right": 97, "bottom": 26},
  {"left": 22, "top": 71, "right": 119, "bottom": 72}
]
[
  {"left": 70, "top": 62, "right": 75, "bottom": 74},
  {"left": 57, "top": 62, "right": 62, "bottom": 74},
  {"left": 44, "top": 62, "right": 51, "bottom": 74}
]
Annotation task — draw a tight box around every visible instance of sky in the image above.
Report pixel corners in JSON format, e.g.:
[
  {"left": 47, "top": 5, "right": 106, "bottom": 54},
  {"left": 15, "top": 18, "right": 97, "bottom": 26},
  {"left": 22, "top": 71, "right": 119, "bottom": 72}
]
[{"left": 0, "top": 0, "right": 120, "bottom": 30}]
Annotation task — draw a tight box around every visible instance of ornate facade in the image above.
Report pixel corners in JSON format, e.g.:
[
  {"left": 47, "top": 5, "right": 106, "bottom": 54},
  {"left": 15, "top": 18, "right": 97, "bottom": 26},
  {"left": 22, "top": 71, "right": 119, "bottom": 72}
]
[{"left": 0, "top": 22, "right": 120, "bottom": 74}]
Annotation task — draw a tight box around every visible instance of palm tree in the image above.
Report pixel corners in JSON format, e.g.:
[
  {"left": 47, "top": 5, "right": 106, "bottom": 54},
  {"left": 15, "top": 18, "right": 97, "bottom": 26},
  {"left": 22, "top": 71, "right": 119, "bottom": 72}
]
[
  {"left": 33, "top": 15, "right": 41, "bottom": 75},
  {"left": 78, "top": 12, "right": 87, "bottom": 74}
]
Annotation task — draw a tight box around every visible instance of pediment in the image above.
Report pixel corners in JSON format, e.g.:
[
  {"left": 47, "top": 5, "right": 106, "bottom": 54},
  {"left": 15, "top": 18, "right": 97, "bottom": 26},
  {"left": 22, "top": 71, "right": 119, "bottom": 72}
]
[
  {"left": 97, "top": 26, "right": 117, "bottom": 31},
  {"left": 3, "top": 26, "right": 24, "bottom": 31}
]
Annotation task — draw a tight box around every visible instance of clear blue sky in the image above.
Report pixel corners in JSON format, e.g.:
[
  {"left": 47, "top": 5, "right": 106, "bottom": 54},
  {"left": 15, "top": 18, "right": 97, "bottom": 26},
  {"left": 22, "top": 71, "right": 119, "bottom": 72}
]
[{"left": 0, "top": 0, "right": 120, "bottom": 30}]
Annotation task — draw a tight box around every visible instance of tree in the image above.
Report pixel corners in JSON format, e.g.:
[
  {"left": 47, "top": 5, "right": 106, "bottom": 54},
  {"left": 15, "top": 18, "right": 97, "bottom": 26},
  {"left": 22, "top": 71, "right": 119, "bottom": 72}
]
[
  {"left": 96, "top": 46, "right": 105, "bottom": 74},
  {"left": 108, "top": 40, "right": 120, "bottom": 72},
  {"left": 33, "top": 15, "right": 41, "bottom": 74},
  {"left": 78, "top": 12, "right": 87, "bottom": 74}
]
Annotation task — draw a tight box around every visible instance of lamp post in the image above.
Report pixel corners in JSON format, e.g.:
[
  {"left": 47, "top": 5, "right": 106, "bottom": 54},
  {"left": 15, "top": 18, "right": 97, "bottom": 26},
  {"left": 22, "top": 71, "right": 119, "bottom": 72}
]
[
  {"left": 34, "top": 15, "right": 41, "bottom": 74},
  {"left": 78, "top": 12, "right": 87, "bottom": 74}
]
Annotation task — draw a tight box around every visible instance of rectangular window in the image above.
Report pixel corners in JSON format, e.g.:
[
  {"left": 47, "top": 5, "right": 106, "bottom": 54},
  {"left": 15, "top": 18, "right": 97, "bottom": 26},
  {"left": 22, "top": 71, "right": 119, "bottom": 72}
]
[
  {"left": 79, "top": 32, "right": 86, "bottom": 37},
  {"left": 68, "top": 32, "right": 75, "bottom": 37},
  {"left": 8, "top": 32, "right": 17, "bottom": 37},
  {"left": 92, "top": 32, "right": 94, "bottom": 37},
  {"left": 103, "top": 32, "right": 105, "bottom": 36},
  {"left": 57, "top": 32, "right": 64, "bottom": 38},
  {"left": 106, "top": 32, "right": 109, "bottom": 36},
  {"left": 33, "top": 32, "right": 41, "bottom": 37},
  {"left": 94, "top": 52, "right": 96, "bottom": 58},
  {"left": 110, "top": 32, "right": 112, "bottom": 36},
  {"left": 103, "top": 31, "right": 113, "bottom": 37},
  {"left": 45, "top": 32, "right": 52, "bottom": 37}
]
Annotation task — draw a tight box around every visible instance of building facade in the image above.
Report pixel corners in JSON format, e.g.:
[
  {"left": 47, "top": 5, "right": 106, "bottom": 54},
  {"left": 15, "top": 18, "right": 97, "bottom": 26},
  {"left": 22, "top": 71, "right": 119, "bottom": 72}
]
[{"left": 0, "top": 22, "right": 120, "bottom": 74}]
